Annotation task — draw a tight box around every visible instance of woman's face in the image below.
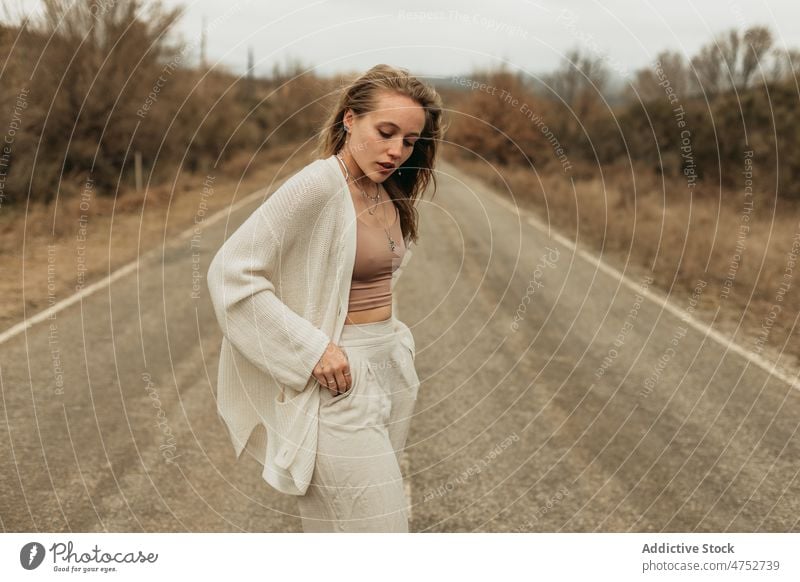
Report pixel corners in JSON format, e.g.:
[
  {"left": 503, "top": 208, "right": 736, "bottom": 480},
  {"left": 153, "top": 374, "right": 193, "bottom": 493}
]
[{"left": 343, "top": 90, "right": 426, "bottom": 183}]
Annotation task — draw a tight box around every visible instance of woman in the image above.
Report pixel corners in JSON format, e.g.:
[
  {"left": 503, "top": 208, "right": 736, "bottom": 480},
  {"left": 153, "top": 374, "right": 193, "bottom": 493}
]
[{"left": 207, "top": 64, "right": 445, "bottom": 532}]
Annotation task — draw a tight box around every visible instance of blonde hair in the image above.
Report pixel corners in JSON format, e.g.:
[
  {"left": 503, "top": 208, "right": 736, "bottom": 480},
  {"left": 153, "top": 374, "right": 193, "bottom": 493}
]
[{"left": 315, "top": 64, "right": 446, "bottom": 244}]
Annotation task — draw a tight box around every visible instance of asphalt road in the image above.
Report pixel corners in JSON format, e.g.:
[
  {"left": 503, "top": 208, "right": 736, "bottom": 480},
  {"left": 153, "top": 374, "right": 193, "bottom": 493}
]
[{"left": 2, "top": 159, "right": 798, "bottom": 532}]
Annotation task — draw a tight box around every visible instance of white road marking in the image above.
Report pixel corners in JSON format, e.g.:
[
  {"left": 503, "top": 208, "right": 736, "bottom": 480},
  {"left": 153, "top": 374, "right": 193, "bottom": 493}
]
[
  {"left": 0, "top": 184, "right": 269, "bottom": 346},
  {"left": 488, "top": 188, "right": 800, "bottom": 393}
]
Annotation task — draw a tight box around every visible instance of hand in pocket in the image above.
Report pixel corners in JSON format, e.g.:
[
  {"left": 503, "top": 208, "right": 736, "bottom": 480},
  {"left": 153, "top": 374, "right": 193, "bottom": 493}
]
[{"left": 312, "top": 342, "right": 353, "bottom": 396}]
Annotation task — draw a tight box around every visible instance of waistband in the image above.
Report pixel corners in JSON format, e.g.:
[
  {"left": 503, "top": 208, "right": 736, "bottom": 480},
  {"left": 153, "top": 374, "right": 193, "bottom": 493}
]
[{"left": 339, "top": 317, "right": 402, "bottom": 348}]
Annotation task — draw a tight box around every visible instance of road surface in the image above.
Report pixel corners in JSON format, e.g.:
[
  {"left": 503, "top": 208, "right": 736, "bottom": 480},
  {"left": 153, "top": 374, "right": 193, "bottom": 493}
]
[{"left": 2, "top": 159, "right": 798, "bottom": 532}]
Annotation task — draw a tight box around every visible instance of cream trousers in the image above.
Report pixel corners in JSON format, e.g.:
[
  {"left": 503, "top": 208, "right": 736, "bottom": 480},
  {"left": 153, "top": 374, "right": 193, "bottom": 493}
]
[{"left": 297, "top": 317, "right": 419, "bottom": 532}]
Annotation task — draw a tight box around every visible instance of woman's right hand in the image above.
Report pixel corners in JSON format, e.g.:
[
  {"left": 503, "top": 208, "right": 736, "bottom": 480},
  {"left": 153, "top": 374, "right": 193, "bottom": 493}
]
[{"left": 312, "top": 342, "right": 352, "bottom": 396}]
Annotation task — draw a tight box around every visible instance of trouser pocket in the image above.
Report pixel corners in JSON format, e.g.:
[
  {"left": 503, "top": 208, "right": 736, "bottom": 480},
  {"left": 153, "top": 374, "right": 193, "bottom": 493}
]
[
  {"left": 395, "top": 320, "right": 416, "bottom": 361},
  {"left": 323, "top": 350, "right": 364, "bottom": 406}
]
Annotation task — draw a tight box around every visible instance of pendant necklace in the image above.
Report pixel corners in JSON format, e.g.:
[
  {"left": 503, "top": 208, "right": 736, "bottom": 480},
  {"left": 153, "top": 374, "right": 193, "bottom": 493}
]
[{"left": 336, "top": 152, "right": 397, "bottom": 252}]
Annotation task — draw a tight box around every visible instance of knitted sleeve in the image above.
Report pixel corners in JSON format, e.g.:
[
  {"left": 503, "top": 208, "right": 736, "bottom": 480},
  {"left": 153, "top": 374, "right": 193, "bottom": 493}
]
[{"left": 206, "top": 166, "right": 332, "bottom": 393}]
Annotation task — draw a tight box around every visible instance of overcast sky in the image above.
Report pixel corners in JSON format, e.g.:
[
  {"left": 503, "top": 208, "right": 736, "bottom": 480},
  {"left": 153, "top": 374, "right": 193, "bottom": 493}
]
[{"left": 157, "top": 0, "right": 799, "bottom": 81}]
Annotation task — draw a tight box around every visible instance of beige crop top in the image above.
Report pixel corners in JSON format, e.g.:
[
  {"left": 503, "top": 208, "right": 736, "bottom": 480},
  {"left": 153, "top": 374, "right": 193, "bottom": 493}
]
[{"left": 347, "top": 202, "right": 407, "bottom": 312}]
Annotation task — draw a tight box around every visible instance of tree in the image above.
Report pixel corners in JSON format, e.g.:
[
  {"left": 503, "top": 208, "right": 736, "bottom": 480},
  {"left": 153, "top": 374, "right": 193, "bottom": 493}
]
[
  {"left": 769, "top": 47, "right": 800, "bottom": 84},
  {"left": 690, "top": 25, "right": 775, "bottom": 97},
  {"left": 629, "top": 50, "right": 690, "bottom": 103},
  {"left": 741, "top": 26, "right": 773, "bottom": 87},
  {"left": 544, "top": 46, "right": 611, "bottom": 146}
]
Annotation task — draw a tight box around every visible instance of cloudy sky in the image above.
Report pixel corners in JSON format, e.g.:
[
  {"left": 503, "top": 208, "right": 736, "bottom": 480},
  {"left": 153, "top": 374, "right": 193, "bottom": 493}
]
[{"left": 157, "top": 0, "right": 799, "bottom": 81}]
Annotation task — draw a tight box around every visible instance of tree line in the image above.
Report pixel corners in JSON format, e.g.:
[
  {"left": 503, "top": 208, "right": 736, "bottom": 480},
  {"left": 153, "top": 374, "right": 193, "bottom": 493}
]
[
  {"left": 445, "top": 24, "right": 800, "bottom": 199},
  {"left": 1, "top": 3, "right": 796, "bottom": 207}
]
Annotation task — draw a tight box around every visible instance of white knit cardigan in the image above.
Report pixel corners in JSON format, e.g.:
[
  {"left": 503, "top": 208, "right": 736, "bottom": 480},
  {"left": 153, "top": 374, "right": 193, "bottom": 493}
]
[{"left": 207, "top": 154, "right": 416, "bottom": 495}]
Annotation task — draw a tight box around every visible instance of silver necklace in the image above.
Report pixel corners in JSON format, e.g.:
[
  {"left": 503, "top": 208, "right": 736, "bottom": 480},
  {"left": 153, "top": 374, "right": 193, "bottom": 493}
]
[{"left": 336, "top": 152, "right": 397, "bottom": 252}]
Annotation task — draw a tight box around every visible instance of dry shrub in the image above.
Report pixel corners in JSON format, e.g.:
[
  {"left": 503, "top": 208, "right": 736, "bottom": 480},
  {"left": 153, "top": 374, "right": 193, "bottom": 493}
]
[{"left": 0, "top": 1, "right": 333, "bottom": 210}]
